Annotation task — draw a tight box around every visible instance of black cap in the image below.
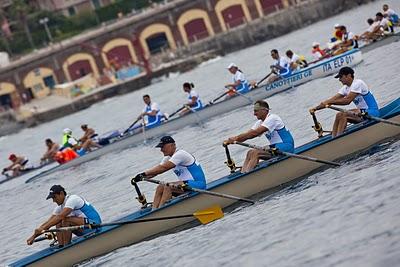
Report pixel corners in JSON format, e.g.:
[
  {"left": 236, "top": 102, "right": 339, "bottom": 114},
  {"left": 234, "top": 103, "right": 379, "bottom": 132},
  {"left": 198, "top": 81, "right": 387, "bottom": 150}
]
[
  {"left": 46, "top": 185, "right": 65, "bottom": 200},
  {"left": 334, "top": 66, "right": 354, "bottom": 78},
  {"left": 155, "top": 136, "right": 175, "bottom": 148}
]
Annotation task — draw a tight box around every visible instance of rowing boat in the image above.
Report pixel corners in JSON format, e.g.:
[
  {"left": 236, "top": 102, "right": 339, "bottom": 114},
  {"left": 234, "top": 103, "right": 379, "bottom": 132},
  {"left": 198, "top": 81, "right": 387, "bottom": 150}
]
[
  {"left": 11, "top": 97, "right": 400, "bottom": 267},
  {"left": 358, "top": 31, "right": 400, "bottom": 53},
  {"left": 25, "top": 49, "right": 363, "bottom": 183},
  {"left": 0, "top": 162, "right": 55, "bottom": 185}
]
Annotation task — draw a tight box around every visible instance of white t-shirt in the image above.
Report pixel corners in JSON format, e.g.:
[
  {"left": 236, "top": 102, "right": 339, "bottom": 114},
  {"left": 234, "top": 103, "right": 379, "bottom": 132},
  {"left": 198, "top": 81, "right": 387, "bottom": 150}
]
[
  {"left": 273, "top": 57, "right": 289, "bottom": 69},
  {"left": 188, "top": 90, "right": 200, "bottom": 102},
  {"left": 384, "top": 9, "right": 397, "bottom": 18},
  {"left": 161, "top": 150, "right": 194, "bottom": 167},
  {"left": 68, "top": 137, "right": 78, "bottom": 146},
  {"left": 345, "top": 31, "right": 355, "bottom": 40},
  {"left": 161, "top": 150, "right": 199, "bottom": 182},
  {"left": 251, "top": 113, "right": 286, "bottom": 144},
  {"left": 142, "top": 102, "right": 160, "bottom": 113},
  {"left": 233, "top": 70, "right": 246, "bottom": 83},
  {"left": 53, "top": 195, "right": 86, "bottom": 218},
  {"left": 379, "top": 18, "right": 390, "bottom": 28},
  {"left": 288, "top": 54, "right": 300, "bottom": 64},
  {"left": 367, "top": 21, "right": 380, "bottom": 33},
  {"left": 338, "top": 79, "right": 370, "bottom": 110}
]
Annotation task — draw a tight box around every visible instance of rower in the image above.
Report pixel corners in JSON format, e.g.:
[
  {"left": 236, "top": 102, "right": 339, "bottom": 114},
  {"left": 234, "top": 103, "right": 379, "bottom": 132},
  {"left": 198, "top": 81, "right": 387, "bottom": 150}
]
[
  {"left": 332, "top": 26, "right": 358, "bottom": 55},
  {"left": 26, "top": 185, "right": 102, "bottom": 246},
  {"left": 79, "top": 124, "right": 102, "bottom": 152},
  {"left": 268, "top": 49, "right": 291, "bottom": 83},
  {"left": 311, "top": 42, "right": 328, "bottom": 61},
  {"left": 309, "top": 66, "right": 379, "bottom": 137},
  {"left": 41, "top": 139, "right": 60, "bottom": 164},
  {"left": 2, "top": 154, "right": 30, "bottom": 177},
  {"left": 133, "top": 136, "right": 206, "bottom": 209},
  {"left": 223, "top": 100, "right": 294, "bottom": 173},
  {"left": 375, "top": 12, "right": 394, "bottom": 34},
  {"left": 285, "top": 50, "right": 308, "bottom": 71},
  {"left": 139, "top": 95, "right": 164, "bottom": 128},
  {"left": 383, "top": 4, "right": 399, "bottom": 26},
  {"left": 60, "top": 128, "right": 82, "bottom": 154},
  {"left": 225, "top": 63, "right": 250, "bottom": 97},
  {"left": 331, "top": 23, "right": 343, "bottom": 42},
  {"left": 356, "top": 18, "right": 382, "bottom": 43},
  {"left": 179, "top": 82, "right": 203, "bottom": 116}
]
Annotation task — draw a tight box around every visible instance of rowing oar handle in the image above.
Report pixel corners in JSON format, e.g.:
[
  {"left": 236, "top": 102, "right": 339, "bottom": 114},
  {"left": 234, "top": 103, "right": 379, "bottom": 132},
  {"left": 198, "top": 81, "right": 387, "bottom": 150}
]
[
  {"left": 33, "top": 233, "right": 55, "bottom": 243},
  {"left": 222, "top": 143, "right": 236, "bottom": 173},
  {"left": 309, "top": 111, "right": 324, "bottom": 138},
  {"left": 131, "top": 178, "right": 148, "bottom": 207}
]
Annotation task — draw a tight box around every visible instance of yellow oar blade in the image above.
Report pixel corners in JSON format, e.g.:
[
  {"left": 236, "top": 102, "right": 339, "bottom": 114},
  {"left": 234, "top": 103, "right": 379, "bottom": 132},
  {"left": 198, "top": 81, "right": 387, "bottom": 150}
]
[{"left": 193, "top": 205, "right": 224, "bottom": 224}]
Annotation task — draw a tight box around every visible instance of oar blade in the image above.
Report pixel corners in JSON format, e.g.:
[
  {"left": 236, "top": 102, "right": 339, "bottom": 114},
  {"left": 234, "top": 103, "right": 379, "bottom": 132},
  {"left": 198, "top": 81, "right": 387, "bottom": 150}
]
[{"left": 193, "top": 205, "right": 224, "bottom": 224}]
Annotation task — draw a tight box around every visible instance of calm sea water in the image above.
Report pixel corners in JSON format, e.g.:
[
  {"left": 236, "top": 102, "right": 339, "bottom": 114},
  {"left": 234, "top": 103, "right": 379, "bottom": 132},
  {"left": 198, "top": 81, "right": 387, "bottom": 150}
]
[{"left": 1, "top": 0, "right": 400, "bottom": 266}]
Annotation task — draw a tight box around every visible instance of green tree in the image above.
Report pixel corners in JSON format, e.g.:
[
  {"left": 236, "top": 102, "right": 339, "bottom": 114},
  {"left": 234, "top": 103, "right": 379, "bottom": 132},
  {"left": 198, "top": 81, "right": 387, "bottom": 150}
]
[{"left": 9, "top": 0, "right": 35, "bottom": 49}]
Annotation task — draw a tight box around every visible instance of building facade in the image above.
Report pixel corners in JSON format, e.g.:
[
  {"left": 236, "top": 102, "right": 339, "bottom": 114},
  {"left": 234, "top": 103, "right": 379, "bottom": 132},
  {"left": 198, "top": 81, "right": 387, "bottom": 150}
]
[{"left": 0, "top": 0, "right": 291, "bottom": 111}]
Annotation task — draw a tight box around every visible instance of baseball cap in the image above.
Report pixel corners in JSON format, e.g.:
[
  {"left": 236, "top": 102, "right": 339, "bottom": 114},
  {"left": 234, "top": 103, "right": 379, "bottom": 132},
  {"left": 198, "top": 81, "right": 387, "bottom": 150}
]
[
  {"left": 155, "top": 136, "right": 175, "bottom": 148},
  {"left": 334, "top": 66, "right": 354, "bottom": 78},
  {"left": 46, "top": 185, "right": 65, "bottom": 200},
  {"left": 312, "top": 41, "right": 320, "bottom": 47},
  {"left": 8, "top": 154, "right": 16, "bottom": 160},
  {"left": 63, "top": 128, "right": 72, "bottom": 134},
  {"left": 227, "top": 63, "right": 237, "bottom": 69},
  {"left": 334, "top": 23, "right": 341, "bottom": 28}
]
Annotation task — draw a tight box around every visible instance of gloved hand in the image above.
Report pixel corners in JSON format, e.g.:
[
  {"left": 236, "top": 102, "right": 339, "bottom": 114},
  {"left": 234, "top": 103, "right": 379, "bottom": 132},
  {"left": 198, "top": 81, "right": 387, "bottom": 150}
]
[
  {"left": 2, "top": 168, "right": 7, "bottom": 174},
  {"left": 133, "top": 172, "right": 146, "bottom": 182}
]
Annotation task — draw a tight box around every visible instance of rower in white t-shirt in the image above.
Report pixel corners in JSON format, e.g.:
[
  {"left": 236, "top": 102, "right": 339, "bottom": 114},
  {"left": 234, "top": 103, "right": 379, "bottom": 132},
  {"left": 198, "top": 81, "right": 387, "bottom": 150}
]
[
  {"left": 134, "top": 136, "right": 206, "bottom": 209},
  {"left": 224, "top": 100, "right": 294, "bottom": 173},
  {"left": 310, "top": 66, "right": 379, "bottom": 137}
]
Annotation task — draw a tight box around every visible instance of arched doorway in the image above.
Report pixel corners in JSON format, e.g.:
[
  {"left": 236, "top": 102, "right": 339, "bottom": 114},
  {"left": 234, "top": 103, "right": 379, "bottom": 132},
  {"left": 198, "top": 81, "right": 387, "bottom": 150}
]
[
  {"left": 222, "top": 5, "right": 246, "bottom": 29},
  {"left": 146, "top": 32, "right": 170, "bottom": 55},
  {"left": 184, "top": 18, "right": 209, "bottom": 43},
  {"left": 139, "top": 23, "right": 177, "bottom": 58},
  {"left": 177, "top": 9, "right": 215, "bottom": 45},
  {"left": 62, "top": 53, "right": 100, "bottom": 82},
  {"left": 260, "top": 0, "right": 283, "bottom": 15},
  {"left": 0, "top": 82, "right": 17, "bottom": 110},
  {"left": 214, "top": 0, "right": 252, "bottom": 32}
]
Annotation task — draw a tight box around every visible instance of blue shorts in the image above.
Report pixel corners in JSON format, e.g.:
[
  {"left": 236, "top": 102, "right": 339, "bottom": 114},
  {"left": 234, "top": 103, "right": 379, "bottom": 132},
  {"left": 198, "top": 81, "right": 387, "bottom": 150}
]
[
  {"left": 365, "top": 108, "right": 380, "bottom": 118},
  {"left": 272, "top": 142, "right": 294, "bottom": 153}
]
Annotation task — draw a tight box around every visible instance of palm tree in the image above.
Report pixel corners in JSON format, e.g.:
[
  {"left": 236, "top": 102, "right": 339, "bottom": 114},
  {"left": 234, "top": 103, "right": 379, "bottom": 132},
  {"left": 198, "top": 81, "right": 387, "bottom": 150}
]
[{"left": 10, "top": 0, "right": 35, "bottom": 49}]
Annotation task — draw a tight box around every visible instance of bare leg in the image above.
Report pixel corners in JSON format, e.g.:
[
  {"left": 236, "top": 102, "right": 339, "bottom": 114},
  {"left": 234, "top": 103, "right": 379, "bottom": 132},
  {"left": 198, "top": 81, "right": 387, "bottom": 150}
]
[
  {"left": 241, "top": 149, "right": 271, "bottom": 173},
  {"left": 158, "top": 186, "right": 173, "bottom": 207},
  {"left": 336, "top": 110, "right": 362, "bottom": 136},
  {"left": 332, "top": 112, "right": 344, "bottom": 137},
  {"left": 268, "top": 74, "right": 280, "bottom": 83},
  {"left": 57, "top": 217, "right": 85, "bottom": 245},
  {"left": 152, "top": 185, "right": 165, "bottom": 208}
]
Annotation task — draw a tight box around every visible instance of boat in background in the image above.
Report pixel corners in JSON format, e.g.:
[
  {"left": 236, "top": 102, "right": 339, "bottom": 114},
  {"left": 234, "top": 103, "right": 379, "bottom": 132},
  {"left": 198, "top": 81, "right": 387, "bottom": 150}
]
[
  {"left": 11, "top": 97, "right": 400, "bottom": 267},
  {"left": 25, "top": 49, "right": 363, "bottom": 184}
]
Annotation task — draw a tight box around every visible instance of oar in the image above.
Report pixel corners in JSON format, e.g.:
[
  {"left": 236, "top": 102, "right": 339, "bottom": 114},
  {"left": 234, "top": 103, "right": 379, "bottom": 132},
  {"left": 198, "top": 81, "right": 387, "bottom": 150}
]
[
  {"left": 223, "top": 143, "right": 237, "bottom": 173},
  {"left": 44, "top": 206, "right": 224, "bottom": 233},
  {"left": 234, "top": 141, "right": 341, "bottom": 167},
  {"left": 122, "top": 117, "right": 141, "bottom": 135},
  {"left": 327, "top": 105, "right": 400, "bottom": 127},
  {"left": 33, "top": 232, "right": 55, "bottom": 243},
  {"left": 309, "top": 110, "right": 324, "bottom": 138},
  {"left": 168, "top": 106, "right": 186, "bottom": 119},
  {"left": 208, "top": 90, "right": 231, "bottom": 105},
  {"left": 252, "top": 71, "right": 274, "bottom": 88},
  {"left": 142, "top": 178, "right": 255, "bottom": 204}
]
